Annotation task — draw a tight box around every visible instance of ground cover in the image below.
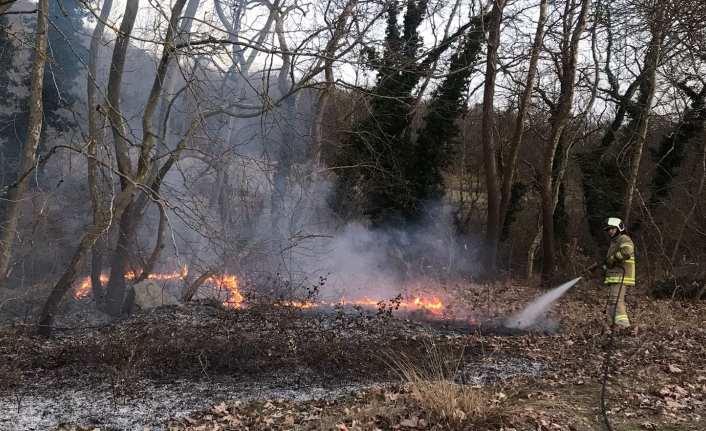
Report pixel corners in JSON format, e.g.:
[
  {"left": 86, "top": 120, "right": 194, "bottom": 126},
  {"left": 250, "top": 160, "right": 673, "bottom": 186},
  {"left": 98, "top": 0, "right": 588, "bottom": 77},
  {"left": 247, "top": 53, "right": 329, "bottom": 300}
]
[{"left": 1, "top": 280, "right": 704, "bottom": 430}]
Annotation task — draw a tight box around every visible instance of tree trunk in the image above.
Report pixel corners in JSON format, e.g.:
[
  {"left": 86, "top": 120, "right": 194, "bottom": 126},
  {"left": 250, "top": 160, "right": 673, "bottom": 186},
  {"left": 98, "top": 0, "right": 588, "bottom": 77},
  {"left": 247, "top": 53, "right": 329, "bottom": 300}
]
[
  {"left": 37, "top": 191, "right": 135, "bottom": 336},
  {"left": 498, "top": 0, "right": 548, "bottom": 231},
  {"left": 87, "top": 0, "right": 114, "bottom": 298},
  {"left": 0, "top": 0, "right": 49, "bottom": 284},
  {"left": 106, "top": 0, "right": 140, "bottom": 183},
  {"left": 100, "top": 0, "right": 141, "bottom": 315},
  {"left": 90, "top": 247, "right": 105, "bottom": 299},
  {"left": 271, "top": 6, "right": 297, "bottom": 242},
  {"left": 528, "top": 139, "right": 573, "bottom": 279},
  {"left": 622, "top": 3, "right": 666, "bottom": 225},
  {"left": 0, "top": 0, "right": 17, "bottom": 15},
  {"left": 526, "top": 216, "right": 542, "bottom": 279},
  {"left": 182, "top": 270, "right": 215, "bottom": 303},
  {"left": 312, "top": 0, "right": 360, "bottom": 166},
  {"left": 37, "top": 0, "right": 191, "bottom": 335},
  {"left": 136, "top": 200, "right": 167, "bottom": 283},
  {"left": 540, "top": 0, "right": 591, "bottom": 285},
  {"left": 480, "top": 1, "right": 506, "bottom": 275},
  {"left": 104, "top": 202, "right": 138, "bottom": 315}
]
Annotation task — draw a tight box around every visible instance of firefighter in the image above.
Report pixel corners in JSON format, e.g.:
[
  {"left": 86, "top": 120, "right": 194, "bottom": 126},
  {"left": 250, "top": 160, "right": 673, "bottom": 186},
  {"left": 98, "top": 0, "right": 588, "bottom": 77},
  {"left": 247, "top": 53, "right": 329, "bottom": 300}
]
[{"left": 597, "top": 217, "right": 634, "bottom": 328}]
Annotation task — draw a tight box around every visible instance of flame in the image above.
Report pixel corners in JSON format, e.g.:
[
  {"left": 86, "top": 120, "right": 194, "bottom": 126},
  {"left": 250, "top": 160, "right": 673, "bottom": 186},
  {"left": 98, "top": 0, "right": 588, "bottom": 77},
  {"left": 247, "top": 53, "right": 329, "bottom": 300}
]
[
  {"left": 210, "top": 274, "right": 242, "bottom": 308},
  {"left": 74, "top": 275, "right": 109, "bottom": 299},
  {"left": 276, "top": 295, "right": 445, "bottom": 314},
  {"left": 73, "top": 266, "right": 241, "bottom": 308},
  {"left": 73, "top": 271, "right": 472, "bottom": 322}
]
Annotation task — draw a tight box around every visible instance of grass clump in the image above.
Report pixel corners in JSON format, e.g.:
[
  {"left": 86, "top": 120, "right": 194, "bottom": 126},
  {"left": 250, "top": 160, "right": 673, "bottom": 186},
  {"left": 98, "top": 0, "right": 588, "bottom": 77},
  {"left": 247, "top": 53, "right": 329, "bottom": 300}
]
[{"left": 389, "top": 340, "right": 514, "bottom": 430}]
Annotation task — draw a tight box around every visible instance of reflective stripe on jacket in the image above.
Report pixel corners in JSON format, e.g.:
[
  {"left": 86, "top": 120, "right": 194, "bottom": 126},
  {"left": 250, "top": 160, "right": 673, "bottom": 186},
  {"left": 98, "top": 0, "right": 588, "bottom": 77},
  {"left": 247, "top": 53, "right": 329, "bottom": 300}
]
[{"left": 604, "top": 234, "right": 635, "bottom": 286}]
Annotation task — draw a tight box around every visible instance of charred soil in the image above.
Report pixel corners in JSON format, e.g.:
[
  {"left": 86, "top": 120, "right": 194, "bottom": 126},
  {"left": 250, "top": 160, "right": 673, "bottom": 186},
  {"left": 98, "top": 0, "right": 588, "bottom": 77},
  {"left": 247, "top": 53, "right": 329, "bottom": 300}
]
[{"left": 1, "top": 281, "right": 705, "bottom": 431}]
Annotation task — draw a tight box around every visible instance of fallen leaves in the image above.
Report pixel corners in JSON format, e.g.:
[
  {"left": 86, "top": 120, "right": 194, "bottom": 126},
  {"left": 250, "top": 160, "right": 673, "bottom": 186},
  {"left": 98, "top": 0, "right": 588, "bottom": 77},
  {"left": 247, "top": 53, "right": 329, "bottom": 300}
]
[{"left": 668, "top": 364, "right": 683, "bottom": 374}]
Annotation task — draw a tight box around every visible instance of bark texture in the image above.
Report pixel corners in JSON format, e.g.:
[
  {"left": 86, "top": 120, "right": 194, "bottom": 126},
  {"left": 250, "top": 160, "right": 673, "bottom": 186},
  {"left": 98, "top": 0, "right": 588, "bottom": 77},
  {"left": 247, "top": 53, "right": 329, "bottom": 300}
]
[{"left": 0, "top": 0, "right": 50, "bottom": 284}]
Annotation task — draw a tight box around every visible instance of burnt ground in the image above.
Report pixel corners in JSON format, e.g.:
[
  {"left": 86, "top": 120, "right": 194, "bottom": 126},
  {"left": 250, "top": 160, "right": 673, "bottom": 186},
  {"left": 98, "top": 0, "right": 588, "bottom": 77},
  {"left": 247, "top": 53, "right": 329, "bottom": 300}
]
[
  {"left": 1, "top": 281, "right": 706, "bottom": 431},
  {"left": 0, "top": 297, "right": 548, "bottom": 430}
]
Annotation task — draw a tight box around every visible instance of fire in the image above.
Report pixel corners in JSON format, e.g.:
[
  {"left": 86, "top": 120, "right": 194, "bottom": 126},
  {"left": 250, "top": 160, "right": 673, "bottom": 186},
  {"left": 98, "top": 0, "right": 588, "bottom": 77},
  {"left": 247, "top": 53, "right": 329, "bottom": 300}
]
[
  {"left": 74, "top": 275, "right": 108, "bottom": 299},
  {"left": 210, "top": 274, "right": 242, "bottom": 308},
  {"left": 72, "top": 270, "right": 466, "bottom": 321},
  {"left": 73, "top": 266, "right": 242, "bottom": 308},
  {"left": 277, "top": 296, "right": 445, "bottom": 314}
]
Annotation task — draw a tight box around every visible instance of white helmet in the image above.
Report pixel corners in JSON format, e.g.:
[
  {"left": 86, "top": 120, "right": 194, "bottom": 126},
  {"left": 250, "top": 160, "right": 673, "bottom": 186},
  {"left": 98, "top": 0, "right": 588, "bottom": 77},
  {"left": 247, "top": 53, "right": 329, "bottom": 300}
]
[{"left": 603, "top": 217, "right": 625, "bottom": 233}]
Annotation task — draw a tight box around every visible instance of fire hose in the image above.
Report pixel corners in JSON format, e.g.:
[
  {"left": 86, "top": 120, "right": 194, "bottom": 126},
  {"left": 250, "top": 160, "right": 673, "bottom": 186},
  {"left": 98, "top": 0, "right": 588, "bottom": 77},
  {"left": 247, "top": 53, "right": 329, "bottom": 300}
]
[
  {"left": 583, "top": 261, "right": 625, "bottom": 431},
  {"left": 600, "top": 264, "right": 625, "bottom": 431}
]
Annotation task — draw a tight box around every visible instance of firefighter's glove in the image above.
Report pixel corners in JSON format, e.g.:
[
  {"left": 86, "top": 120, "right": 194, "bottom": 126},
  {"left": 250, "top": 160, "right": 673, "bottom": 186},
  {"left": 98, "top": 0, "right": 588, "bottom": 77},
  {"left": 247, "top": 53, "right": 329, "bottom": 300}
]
[{"left": 604, "top": 256, "right": 615, "bottom": 268}]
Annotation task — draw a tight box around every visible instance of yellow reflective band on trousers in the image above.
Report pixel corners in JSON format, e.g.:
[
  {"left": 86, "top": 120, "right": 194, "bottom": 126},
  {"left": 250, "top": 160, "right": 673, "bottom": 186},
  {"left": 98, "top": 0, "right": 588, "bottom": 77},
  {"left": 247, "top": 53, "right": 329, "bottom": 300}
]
[
  {"left": 605, "top": 277, "right": 635, "bottom": 284},
  {"left": 614, "top": 314, "right": 629, "bottom": 323},
  {"left": 606, "top": 283, "right": 630, "bottom": 325}
]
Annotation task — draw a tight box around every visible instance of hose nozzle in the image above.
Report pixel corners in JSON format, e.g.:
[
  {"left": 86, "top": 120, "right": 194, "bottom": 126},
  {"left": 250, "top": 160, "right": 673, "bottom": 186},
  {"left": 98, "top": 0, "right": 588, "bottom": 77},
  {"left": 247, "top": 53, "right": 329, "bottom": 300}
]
[{"left": 582, "top": 262, "right": 601, "bottom": 278}]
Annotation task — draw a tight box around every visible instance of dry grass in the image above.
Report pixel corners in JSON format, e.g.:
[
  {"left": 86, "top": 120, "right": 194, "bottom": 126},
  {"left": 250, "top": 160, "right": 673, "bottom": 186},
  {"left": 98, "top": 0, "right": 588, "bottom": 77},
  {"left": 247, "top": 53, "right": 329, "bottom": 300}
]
[{"left": 388, "top": 340, "right": 513, "bottom": 430}]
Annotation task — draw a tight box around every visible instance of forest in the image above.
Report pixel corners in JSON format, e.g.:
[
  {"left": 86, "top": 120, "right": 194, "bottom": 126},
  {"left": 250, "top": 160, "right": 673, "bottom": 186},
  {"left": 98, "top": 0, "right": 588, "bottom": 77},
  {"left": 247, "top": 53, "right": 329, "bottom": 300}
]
[{"left": 0, "top": 0, "right": 705, "bottom": 429}]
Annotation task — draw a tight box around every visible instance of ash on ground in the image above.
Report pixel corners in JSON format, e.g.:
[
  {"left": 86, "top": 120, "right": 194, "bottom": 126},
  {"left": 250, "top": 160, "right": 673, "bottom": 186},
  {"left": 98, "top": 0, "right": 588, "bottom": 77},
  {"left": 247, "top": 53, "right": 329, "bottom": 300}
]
[{"left": 0, "top": 301, "right": 548, "bottom": 431}]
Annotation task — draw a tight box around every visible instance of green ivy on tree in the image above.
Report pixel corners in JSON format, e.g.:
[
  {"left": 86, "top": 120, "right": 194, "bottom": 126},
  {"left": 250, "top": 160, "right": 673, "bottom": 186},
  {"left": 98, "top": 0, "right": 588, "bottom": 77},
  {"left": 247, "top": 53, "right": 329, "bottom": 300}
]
[{"left": 331, "top": 5, "right": 484, "bottom": 227}]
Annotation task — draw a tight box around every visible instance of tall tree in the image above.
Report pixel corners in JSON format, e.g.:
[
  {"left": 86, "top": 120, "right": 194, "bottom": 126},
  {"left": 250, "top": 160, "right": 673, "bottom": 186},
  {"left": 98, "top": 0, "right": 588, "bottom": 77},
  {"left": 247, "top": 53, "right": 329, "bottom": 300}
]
[
  {"left": 480, "top": 0, "right": 506, "bottom": 274},
  {"left": 331, "top": 0, "right": 430, "bottom": 225},
  {"left": 578, "top": 0, "right": 668, "bottom": 242},
  {"left": 412, "top": 15, "right": 485, "bottom": 212},
  {"left": 87, "top": 0, "right": 116, "bottom": 299},
  {"left": 311, "top": 0, "right": 361, "bottom": 167},
  {"left": 498, "top": 0, "right": 549, "bottom": 237},
  {"left": 539, "top": 0, "right": 591, "bottom": 285},
  {"left": 102, "top": 0, "right": 202, "bottom": 314},
  {"left": 0, "top": 0, "right": 50, "bottom": 284},
  {"left": 332, "top": 0, "right": 478, "bottom": 225},
  {"left": 38, "top": 0, "right": 195, "bottom": 334},
  {"left": 621, "top": 0, "right": 667, "bottom": 225}
]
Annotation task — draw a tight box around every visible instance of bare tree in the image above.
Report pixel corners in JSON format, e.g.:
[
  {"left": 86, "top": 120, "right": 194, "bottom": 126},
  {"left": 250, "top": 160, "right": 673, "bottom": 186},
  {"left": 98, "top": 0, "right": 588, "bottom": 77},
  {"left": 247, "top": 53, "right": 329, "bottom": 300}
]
[
  {"left": 0, "top": 0, "right": 49, "bottom": 284},
  {"left": 311, "top": 0, "right": 360, "bottom": 167},
  {"left": 498, "top": 0, "right": 548, "bottom": 234},
  {"left": 103, "top": 0, "right": 202, "bottom": 312},
  {"left": 621, "top": 1, "right": 667, "bottom": 225},
  {"left": 86, "top": 0, "right": 115, "bottom": 299},
  {"left": 480, "top": 0, "right": 506, "bottom": 274},
  {"left": 38, "top": 0, "right": 193, "bottom": 334},
  {"left": 539, "top": 0, "right": 591, "bottom": 284}
]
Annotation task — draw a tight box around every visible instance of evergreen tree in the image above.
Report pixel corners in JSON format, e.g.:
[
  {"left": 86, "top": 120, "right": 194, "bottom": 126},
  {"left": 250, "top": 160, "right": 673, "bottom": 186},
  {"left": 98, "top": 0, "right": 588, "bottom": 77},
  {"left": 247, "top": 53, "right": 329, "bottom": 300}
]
[
  {"left": 331, "top": 5, "right": 484, "bottom": 226},
  {"left": 331, "top": 0, "right": 429, "bottom": 226},
  {"left": 410, "top": 15, "right": 484, "bottom": 216}
]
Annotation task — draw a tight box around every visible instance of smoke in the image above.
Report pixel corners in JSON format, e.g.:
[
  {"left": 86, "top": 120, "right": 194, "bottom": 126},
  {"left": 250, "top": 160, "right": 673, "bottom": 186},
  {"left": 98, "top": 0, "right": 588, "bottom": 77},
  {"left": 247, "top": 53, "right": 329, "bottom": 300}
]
[{"left": 268, "top": 198, "right": 480, "bottom": 303}]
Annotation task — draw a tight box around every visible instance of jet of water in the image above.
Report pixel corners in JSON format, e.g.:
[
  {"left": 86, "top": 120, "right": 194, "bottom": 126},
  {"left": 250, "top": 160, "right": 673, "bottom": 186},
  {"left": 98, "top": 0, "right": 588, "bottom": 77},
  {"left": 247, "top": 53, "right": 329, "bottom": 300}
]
[{"left": 505, "top": 277, "right": 582, "bottom": 330}]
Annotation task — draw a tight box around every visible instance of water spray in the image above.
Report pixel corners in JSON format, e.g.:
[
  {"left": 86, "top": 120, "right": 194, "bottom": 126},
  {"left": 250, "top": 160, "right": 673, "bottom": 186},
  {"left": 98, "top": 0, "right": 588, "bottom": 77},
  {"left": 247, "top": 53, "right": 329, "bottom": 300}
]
[
  {"left": 506, "top": 260, "right": 624, "bottom": 431},
  {"left": 505, "top": 264, "right": 601, "bottom": 330}
]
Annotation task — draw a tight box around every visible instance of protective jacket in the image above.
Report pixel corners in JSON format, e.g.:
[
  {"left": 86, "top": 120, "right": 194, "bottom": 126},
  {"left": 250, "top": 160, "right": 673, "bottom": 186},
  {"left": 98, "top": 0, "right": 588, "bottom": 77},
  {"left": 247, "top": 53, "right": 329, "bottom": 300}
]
[{"left": 604, "top": 233, "right": 635, "bottom": 285}]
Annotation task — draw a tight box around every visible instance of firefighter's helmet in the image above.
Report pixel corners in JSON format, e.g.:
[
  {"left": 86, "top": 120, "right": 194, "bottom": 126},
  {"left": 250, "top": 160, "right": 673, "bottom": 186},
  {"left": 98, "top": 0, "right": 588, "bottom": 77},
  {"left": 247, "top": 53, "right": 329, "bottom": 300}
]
[{"left": 603, "top": 217, "right": 625, "bottom": 233}]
